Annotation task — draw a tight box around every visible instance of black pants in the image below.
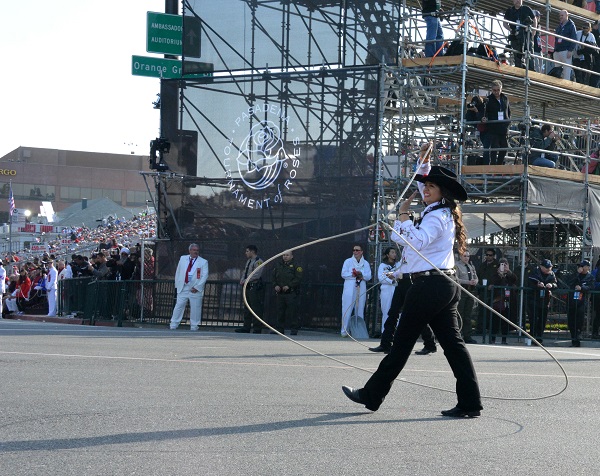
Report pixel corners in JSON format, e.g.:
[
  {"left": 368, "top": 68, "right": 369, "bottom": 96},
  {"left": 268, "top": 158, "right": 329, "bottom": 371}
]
[
  {"left": 482, "top": 132, "right": 508, "bottom": 166},
  {"left": 242, "top": 285, "right": 265, "bottom": 331},
  {"left": 275, "top": 292, "right": 299, "bottom": 331},
  {"left": 361, "top": 275, "right": 482, "bottom": 412},
  {"left": 573, "top": 57, "right": 592, "bottom": 84},
  {"left": 456, "top": 290, "right": 475, "bottom": 339},
  {"left": 379, "top": 277, "right": 435, "bottom": 350},
  {"left": 510, "top": 36, "right": 534, "bottom": 70},
  {"left": 567, "top": 296, "right": 585, "bottom": 344},
  {"left": 531, "top": 295, "right": 550, "bottom": 339}
]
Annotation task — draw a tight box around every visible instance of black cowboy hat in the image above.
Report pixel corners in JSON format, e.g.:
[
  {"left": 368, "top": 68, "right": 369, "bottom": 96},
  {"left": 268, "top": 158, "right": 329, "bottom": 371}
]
[{"left": 414, "top": 166, "right": 468, "bottom": 201}]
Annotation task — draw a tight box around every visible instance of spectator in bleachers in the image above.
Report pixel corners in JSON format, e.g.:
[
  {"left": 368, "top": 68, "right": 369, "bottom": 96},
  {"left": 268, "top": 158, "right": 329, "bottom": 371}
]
[
  {"left": 73, "top": 255, "right": 93, "bottom": 277},
  {"left": 574, "top": 22, "right": 597, "bottom": 84},
  {"left": 87, "top": 253, "right": 110, "bottom": 279},
  {"left": 481, "top": 80, "right": 511, "bottom": 165},
  {"left": 504, "top": 0, "right": 536, "bottom": 70},
  {"left": 57, "top": 260, "right": 72, "bottom": 280},
  {"left": 3, "top": 274, "right": 19, "bottom": 316},
  {"left": 591, "top": 20, "right": 600, "bottom": 87},
  {"left": 554, "top": 10, "right": 578, "bottom": 81},
  {"left": 532, "top": 10, "right": 543, "bottom": 72},
  {"left": 15, "top": 268, "right": 32, "bottom": 315},
  {"left": 116, "top": 248, "right": 136, "bottom": 280},
  {"left": 529, "top": 124, "right": 559, "bottom": 167},
  {"left": 135, "top": 248, "right": 155, "bottom": 318},
  {"left": 422, "top": 0, "right": 444, "bottom": 58}
]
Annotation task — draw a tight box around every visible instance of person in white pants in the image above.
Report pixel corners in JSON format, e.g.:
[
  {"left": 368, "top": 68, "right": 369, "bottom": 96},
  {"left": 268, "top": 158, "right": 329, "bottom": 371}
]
[
  {"left": 377, "top": 247, "right": 400, "bottom": 333},
  {"left": 46, "top": 260, "right": 58, "bottom": 317},
  {"left": 170, "top": 243, "right": 209, "bottom": 331},
  {"left": 340, "top": 244, "right": 372, "bottom": 336}
]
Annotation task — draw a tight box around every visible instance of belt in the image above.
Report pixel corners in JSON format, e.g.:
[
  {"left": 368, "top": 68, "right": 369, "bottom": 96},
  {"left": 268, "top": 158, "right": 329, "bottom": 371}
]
[{"left": 410, "top": 269, "right": 455, "bottom": 280}]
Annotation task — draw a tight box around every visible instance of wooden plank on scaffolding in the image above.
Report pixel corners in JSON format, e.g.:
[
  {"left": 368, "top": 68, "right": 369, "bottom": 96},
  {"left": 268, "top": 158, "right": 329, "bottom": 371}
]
[{"left": 462, "top": 164, "right": 600, "bottom": 185}]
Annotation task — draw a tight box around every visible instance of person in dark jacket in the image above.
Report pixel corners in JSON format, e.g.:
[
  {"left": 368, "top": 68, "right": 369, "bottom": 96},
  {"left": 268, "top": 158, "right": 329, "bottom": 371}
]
[
  {"left": 528, "top": 124, "right": 558, "bottom": 167},
  {"left": 504, "top": 0, "right": 536, "bottom": 69},
  {"left": 489, "top": 258, "right": 518, "bottom": 344},
  {"left": 465, "top": 95, "right": 488, "bottom": 165},
  {"left": 567, "top": 260, "right": 594, "bottom": 347},
  {"left": 554, "top": 10, "right": 578, "bottom": 80},
  {"left": 271, "top": 250, "right": 303, "bottom": 335},
  {"left": 528, "top": 259, "right": 558, "bottom": 344},
  {"left": 481, "top": 80, "right": 511, "bottom": 165}
]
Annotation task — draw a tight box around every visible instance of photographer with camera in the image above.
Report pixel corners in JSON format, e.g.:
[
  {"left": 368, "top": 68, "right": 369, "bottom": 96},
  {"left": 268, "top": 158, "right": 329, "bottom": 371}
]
[
  {"left": 87, "top": 252, "right": 110, "bottom": 280},
  {"left": 105, "top": 248, "right": 121, "bottom": 280},
  {"left": 504, "top": 0, "right": 535, "bottom": 70},
  {"left": 528, "top": 123, "right": 558, "bottom": 168},
  {"left": 466, "top": 95, "right": 488, "bottom": 164},
  {"left": 574, "top": 22, "right": 597, "bottom": 85}
]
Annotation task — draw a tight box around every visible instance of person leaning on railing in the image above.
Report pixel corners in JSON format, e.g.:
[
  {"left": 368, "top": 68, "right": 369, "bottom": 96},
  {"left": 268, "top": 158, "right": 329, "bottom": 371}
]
[{"left": 528, "top": 124, "right": 559, "bottom": 168}]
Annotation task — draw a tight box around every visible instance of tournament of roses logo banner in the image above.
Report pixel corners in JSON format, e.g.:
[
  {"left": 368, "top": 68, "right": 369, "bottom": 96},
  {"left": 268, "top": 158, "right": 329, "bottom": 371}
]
[{"left": 224, "top": 103, "right": 301, "bottom": 210}]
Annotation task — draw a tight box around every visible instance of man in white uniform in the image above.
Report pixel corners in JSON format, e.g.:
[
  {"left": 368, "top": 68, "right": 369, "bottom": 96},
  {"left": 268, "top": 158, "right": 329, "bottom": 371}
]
[
  {"left": 46, "top": 260, "right": 58, "bottom": 317},
  {"left": 340, "top": 244, "right": 372, "bottom": 337},
  {"left": 170, "top": 243, "right": 209, "bottom": 331}
]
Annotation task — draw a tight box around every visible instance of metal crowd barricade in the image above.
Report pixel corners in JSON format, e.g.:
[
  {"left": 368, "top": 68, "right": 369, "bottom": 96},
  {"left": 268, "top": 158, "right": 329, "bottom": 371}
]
[{"left": 56, "top": 278, "right": 348, "bottom": 331}]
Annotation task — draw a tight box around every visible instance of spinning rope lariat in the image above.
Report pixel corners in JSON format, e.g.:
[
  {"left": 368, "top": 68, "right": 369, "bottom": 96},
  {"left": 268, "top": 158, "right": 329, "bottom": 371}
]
[{"left": 241, "top": 142, "right": 568, "bottom": 402}]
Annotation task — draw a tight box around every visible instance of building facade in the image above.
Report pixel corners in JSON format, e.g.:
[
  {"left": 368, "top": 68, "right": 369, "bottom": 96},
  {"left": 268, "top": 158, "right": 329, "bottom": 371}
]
[{"left": 0, "top": 146, "right": 152, "bottom": 223}]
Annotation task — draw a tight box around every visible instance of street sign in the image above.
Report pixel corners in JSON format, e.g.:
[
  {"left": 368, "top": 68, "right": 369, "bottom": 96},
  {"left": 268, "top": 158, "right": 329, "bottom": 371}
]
[
  {"left": 147, "top": 11, "right": 183, "bottom": 56},
  {"left": 132, "top": 55, "right": 181, "bottom": 79},
  {"left": 146, "top": 12, "right": 202, "bottom": 58},
  {"left": 183, "top": 16, "right": 202, "bottom": 59},
  {"left": 182, "top": 60, "right": 214, "bottom": 79}
]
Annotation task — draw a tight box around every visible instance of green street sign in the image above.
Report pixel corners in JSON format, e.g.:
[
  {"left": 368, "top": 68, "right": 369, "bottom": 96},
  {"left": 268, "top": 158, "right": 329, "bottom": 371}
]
[
  {"left": 132, "top": 55, "right": 181, "bottom": 79},
  {"left": 147, "top": 11, "right": 183, "bottom": 55}
]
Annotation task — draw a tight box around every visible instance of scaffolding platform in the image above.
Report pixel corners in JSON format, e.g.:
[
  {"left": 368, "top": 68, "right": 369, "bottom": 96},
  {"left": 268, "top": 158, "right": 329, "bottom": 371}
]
[{"left": 401, "top": 55, "right": 599, "bottom": 119}]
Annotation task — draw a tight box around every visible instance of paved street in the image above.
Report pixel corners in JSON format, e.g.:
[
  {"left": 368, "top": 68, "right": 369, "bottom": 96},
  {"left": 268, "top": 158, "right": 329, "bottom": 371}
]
[{"left": 1, "top": 319, "right": 599, "bottom": 475}]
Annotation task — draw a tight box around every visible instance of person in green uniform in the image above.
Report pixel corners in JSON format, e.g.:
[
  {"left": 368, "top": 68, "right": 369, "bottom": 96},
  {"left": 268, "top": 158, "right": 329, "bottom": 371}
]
[{"left": 271, "top": 250, "right": 303, "bottom": 335}]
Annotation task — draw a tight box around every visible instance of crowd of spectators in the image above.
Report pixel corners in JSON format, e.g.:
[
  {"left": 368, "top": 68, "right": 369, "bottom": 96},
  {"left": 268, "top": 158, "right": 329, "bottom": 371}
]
[{"left": 1, "top": 213, "right": 157, "bottom": 318}]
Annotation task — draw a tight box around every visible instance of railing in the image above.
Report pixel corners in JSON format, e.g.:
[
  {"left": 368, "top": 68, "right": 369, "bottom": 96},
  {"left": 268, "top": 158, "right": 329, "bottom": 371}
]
[
  {"left": 55, "top": 278, "right": 600, "bottom": 341},
  {"left": 473, "top": 283, "right": 600, "bottom": 343},
  {"left": 57, "top": 278, "right": 348, "bottom": 331}
]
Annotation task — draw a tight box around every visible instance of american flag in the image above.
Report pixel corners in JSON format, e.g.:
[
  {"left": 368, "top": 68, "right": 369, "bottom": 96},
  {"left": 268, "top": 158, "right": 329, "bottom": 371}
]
[{"left": 8, "top": 183, "right": 15, "bottom": 216}]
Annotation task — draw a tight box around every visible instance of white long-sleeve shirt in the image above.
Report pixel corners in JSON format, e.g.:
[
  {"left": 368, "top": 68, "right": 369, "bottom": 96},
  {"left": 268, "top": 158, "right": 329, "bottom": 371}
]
[
  {"left": 341, "top": 256, "right": 372, "bottom": 282},
  {"left": 390, "top": 160, "right": 456, "bottom": 273}
]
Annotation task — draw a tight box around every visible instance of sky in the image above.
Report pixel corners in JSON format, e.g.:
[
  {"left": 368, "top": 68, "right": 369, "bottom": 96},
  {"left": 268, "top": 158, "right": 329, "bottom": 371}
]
[{"left": 1, "top": 0, "right": 167, "bottom": 158}]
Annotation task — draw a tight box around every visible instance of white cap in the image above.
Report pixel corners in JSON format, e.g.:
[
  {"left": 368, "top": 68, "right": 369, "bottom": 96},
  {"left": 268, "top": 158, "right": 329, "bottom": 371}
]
[{"left": 120, "top": 247, "right": 130, "bottom": 255}]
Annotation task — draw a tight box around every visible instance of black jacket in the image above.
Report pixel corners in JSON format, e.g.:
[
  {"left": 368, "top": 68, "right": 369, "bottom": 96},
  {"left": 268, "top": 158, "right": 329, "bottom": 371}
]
[
  {"left": 485, "top": 93, "right": 511, "bottom": 135},
  {"left": 422, "top": 0, "right": 441, "bottom": 15}
]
